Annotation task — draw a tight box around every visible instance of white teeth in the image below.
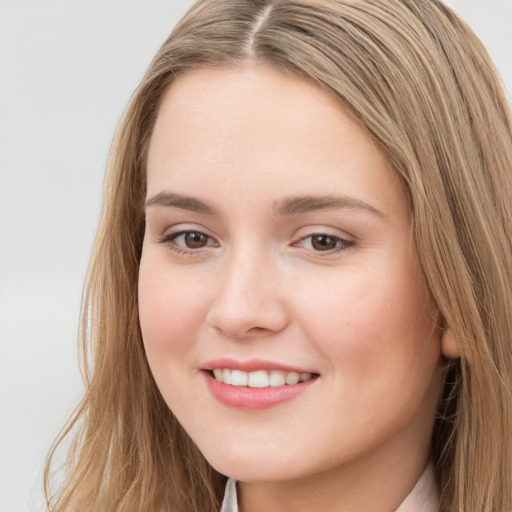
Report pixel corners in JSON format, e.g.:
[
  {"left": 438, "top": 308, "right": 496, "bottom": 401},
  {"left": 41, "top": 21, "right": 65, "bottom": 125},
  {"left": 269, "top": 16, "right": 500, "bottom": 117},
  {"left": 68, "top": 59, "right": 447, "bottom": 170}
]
[
  {"left": 285, "top": 372, "right": 300, "bottom": 385},
  {"left": 231, "top": 369, "right": 248, "bottom": 386},
  {"left": 248, "top": 370, "right": 269, "bottom": 388},
  {"left": 269, "top": 370, "right": 286, "bottom": 387},
  {"left": 211, "top": 369, "right": 315, "bottom": 387}
]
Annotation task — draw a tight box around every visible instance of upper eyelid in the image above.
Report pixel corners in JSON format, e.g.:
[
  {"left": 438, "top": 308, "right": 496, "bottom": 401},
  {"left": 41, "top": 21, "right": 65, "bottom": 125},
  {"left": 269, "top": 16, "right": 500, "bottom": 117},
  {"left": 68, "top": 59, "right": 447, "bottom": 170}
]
[
  {"left": 296, "top": 233, "right": 354, "bottom": 247},
  {"left": 158, "top": 224, "right": 216, "bottom": 239},
  {"left": 294, "top": 226, "right": 356, "bottom": 243},
  {"left": 160, "top": 229, "right": 215, "bottom": 241},
  {"left": 299, "top": 233, "right": 349, "bottom": 241},
  {"left": 298, "top": 231, "right": 352, "bottom": 240}
]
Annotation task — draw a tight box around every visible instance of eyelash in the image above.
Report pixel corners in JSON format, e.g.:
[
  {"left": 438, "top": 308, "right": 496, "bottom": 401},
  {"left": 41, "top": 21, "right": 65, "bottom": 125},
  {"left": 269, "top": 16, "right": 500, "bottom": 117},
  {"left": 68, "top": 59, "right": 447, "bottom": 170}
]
[
  {"left": 295, "top": 233, "right": 355, "bottom": 254},
  {"left": 158, "top": 230, "right": 218, "bottom": 256},
  {"left": 159, "top": 229, "right": 355, "bottom": 257}
]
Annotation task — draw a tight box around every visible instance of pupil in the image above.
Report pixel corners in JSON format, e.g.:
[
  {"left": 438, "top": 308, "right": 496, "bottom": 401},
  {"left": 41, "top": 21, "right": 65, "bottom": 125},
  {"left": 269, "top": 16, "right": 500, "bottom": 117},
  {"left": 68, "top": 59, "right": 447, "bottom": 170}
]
[
  {"left": 312, "top": 235, "right": 336, "bottom": 251},
  {"left": 185, "top": 232, "right": 206, "bottom": 248}
]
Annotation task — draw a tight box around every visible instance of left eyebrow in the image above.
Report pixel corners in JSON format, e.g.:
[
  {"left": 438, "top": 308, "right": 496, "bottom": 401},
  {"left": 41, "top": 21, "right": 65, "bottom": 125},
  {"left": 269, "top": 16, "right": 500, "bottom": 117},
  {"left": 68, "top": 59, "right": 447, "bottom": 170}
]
[{"left": 272, "top": 195, "right": 386, "bottom": 219}]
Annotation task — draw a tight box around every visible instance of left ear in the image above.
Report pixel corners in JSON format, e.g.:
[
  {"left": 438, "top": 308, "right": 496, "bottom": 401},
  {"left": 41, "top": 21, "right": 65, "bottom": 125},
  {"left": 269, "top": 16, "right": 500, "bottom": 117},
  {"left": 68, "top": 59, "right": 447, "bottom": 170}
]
[{"left": 441, "top": 328, "right": 460, "bottom": 358}]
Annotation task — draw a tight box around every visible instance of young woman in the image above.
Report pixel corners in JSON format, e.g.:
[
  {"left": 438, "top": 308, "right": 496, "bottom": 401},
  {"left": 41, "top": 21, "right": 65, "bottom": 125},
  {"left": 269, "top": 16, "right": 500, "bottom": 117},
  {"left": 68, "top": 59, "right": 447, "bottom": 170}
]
[{"left": 45, "top": 1, "right": 512, "bottom": 511}]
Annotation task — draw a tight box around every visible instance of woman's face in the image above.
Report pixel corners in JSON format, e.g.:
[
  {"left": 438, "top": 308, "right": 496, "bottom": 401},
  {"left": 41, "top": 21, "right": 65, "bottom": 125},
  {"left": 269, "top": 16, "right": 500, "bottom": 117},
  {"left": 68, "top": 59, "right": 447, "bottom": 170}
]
[{"left": 139, "top": 66, "right": 444, "bottom": 485}]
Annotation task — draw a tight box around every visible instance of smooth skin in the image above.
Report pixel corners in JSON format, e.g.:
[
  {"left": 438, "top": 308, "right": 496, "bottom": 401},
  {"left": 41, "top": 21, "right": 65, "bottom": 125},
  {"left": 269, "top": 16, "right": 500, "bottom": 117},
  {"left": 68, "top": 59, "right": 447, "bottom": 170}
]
[{"left": 139, "top": 66, "right": 446, "bottom": 512}]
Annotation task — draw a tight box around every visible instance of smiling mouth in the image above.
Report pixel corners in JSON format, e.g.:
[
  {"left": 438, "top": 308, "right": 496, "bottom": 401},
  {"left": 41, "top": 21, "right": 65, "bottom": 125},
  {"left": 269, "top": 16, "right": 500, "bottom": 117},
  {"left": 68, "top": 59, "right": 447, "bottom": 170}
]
[{"left": 208, "top": 368, "right": 316, "bottom": 388}]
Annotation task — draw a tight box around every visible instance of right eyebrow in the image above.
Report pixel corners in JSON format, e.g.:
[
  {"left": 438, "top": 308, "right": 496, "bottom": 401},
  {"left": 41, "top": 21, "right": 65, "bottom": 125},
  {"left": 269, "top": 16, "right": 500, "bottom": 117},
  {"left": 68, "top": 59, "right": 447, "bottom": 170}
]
[{"left": 144, "top": 191, "right": 219, "bottom": 215}]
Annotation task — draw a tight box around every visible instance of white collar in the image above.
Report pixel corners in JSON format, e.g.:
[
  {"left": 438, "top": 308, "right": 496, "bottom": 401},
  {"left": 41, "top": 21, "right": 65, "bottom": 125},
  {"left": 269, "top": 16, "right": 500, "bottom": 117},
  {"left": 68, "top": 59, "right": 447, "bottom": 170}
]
[
  {"left": 220, "top": 462, "right": 439, "bottom": 512},
  {"left": 395, "top": 462, "right": 439, "bottom": 512}
]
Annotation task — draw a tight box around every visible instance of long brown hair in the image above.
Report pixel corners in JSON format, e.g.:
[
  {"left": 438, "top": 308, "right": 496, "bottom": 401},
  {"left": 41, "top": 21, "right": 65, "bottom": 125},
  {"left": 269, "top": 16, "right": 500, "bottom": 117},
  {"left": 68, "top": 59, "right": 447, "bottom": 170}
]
[{"left": 45, "top": 1, "right": 512, "bottom": 510}]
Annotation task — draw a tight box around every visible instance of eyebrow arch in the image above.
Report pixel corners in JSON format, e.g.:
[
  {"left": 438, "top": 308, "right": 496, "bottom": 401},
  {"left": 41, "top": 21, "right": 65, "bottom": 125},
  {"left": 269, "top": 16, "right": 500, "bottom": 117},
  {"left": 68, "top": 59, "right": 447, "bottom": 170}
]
[
  {"left": 145, "top": 192, "right": 219, "bottom": 215},
  {"left": 273, "top": 195, "right": 385, "bottom": 218},
  {"left": 145, "top": 191, "right": 385, "bottom": 219}
]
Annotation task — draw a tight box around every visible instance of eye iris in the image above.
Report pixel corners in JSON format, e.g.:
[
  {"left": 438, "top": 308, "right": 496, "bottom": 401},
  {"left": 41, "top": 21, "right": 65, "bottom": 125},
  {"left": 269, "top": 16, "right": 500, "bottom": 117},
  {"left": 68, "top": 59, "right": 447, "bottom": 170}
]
[
  {"left": 311, "top": 235, "right": 337, "bottom": 251},
  {"left": 185, "top": 232, "right": 207, "bottom": 248}
]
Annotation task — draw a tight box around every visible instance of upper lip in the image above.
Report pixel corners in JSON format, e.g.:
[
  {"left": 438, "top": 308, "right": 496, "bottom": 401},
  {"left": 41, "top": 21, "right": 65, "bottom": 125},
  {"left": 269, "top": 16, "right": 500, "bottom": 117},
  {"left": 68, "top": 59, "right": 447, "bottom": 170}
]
[{"left": 200, "top": 358, "right": 318, "bottom": 374}]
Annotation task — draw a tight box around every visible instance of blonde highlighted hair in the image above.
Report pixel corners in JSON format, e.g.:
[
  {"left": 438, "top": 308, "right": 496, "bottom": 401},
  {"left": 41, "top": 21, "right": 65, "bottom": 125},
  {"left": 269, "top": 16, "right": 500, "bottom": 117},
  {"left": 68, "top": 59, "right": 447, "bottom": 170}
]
[{"left": 45, "top": 1, "right": 512, "bottom": 510}]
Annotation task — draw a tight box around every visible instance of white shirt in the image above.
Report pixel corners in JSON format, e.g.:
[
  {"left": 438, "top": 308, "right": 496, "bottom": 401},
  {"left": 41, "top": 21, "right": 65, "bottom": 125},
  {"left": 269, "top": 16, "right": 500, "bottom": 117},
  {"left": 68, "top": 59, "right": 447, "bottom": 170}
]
[{"left": 220, "top": 462, "right": 439, "bottom": 512}]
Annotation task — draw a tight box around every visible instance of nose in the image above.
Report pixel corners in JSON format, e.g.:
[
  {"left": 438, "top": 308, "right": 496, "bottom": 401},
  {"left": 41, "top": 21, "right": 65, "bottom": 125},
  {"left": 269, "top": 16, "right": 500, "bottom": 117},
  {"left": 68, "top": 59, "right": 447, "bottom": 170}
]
[{"left": 206, "top": 250, "right": 289, "bottom": 339}]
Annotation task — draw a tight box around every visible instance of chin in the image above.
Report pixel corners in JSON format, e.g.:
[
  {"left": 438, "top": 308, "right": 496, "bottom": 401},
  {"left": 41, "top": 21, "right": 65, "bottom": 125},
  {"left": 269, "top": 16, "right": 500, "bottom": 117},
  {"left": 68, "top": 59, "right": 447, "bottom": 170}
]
[
  {"left": 198, "top": 439, "right": 313, "bottom": 483},
  {"left": 213, "top": 459, "right": 300, "bottom": 483},
  {"left": 210, "top": 449, "right": 349, "bottom": 486}
]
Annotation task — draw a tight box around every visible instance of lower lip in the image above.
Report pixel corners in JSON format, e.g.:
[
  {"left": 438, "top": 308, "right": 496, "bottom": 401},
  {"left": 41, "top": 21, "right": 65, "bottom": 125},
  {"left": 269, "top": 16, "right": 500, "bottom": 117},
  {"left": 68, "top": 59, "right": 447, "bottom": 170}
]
[{"left": 204, "top": 372, "right": 317, "bottom": 410}]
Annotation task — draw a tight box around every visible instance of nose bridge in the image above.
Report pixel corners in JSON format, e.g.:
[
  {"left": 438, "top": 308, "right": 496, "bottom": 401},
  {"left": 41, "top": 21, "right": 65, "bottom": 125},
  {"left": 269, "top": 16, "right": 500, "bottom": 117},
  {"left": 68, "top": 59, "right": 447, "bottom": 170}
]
[{"left": 206, "top": 244, "right": 288, "bottom": 338}]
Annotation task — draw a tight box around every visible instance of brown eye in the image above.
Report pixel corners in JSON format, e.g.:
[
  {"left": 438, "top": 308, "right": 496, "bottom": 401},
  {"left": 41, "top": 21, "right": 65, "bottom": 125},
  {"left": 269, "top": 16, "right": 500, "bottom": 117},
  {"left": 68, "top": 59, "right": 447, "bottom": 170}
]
[
  {"left": 163, "top": 230, "right": 215, "bottom": 252},
  {"left": 298, "top": 233, "right": 354, "bottom": 253},
  {"left": 310, "top": 234, "right": 338, "bottom": 251},
  {"left": 183, "top": 232, "right": 208, "bottom": 248}
]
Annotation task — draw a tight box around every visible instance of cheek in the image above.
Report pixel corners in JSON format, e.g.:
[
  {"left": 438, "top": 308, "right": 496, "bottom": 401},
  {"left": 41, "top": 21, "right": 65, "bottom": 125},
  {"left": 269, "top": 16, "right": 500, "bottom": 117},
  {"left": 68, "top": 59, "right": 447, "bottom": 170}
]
[
  {"left": 138, "top": 251, "right": 208, "bottom": 360},
  {"left": 292, "top": 260, "right": 441, "bottom": 379}
]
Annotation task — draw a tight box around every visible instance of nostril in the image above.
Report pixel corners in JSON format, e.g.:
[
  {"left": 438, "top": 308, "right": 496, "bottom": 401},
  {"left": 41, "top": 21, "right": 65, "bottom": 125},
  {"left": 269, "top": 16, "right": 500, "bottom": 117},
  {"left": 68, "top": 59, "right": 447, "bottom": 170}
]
[{"left": 247, "top": 326, "right": 266, "bottom": 334}]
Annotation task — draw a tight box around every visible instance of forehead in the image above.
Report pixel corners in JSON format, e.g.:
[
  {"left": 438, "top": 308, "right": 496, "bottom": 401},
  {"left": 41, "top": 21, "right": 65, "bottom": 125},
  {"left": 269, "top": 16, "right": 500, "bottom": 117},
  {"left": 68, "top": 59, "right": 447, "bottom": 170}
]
[
  {"left": 148, "top": 66, "right": 349, "bottom": 162},
  {"left": 146, "top": 65, "right": 405, "bottom": 219}
]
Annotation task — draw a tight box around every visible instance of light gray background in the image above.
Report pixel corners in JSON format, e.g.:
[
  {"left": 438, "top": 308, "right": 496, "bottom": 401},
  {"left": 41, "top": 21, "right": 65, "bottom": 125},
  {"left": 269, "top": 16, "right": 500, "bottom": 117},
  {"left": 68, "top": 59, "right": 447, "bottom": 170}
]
[{"left": 0, "top": 1, "right": 511, "bottom": 511}]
